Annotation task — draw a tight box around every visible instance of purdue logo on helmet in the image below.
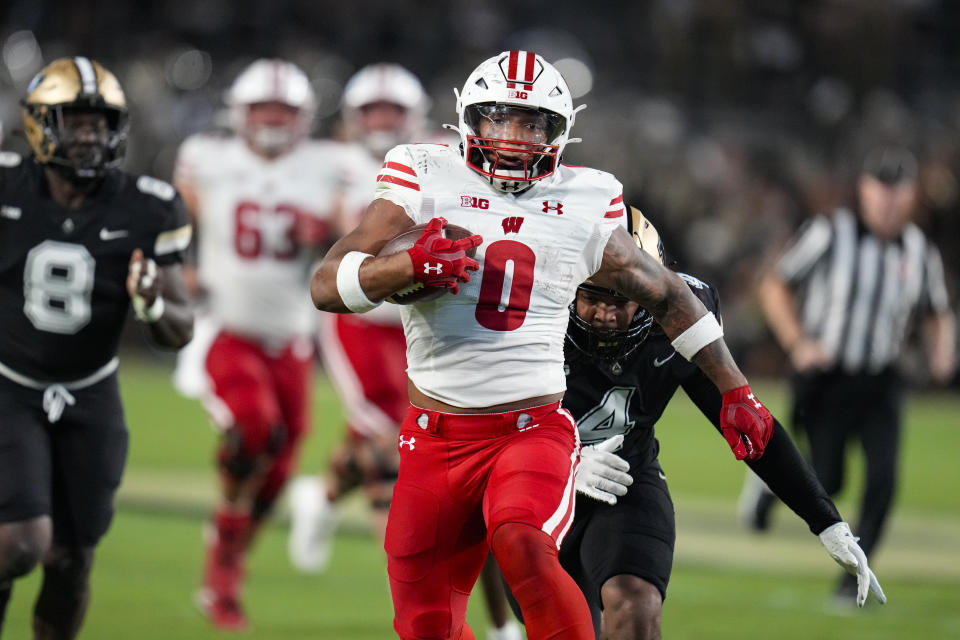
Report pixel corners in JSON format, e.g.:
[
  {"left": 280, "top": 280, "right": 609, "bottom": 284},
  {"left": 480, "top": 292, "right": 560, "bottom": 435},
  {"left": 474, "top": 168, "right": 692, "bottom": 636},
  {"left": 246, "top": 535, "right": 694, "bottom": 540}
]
[
  {"left": 567, "top": 208, "right": 665, "bottom": 364},
  {"left": 21, "top": 56, "right": 129, "bottom": 182}
]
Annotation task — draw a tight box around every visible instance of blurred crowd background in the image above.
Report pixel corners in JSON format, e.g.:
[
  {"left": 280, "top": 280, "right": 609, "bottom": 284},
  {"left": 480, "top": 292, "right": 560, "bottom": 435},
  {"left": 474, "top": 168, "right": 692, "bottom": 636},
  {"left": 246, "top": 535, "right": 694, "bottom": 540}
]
[{"left": 2, "top": 0, "right": 959, "bottom": 382}]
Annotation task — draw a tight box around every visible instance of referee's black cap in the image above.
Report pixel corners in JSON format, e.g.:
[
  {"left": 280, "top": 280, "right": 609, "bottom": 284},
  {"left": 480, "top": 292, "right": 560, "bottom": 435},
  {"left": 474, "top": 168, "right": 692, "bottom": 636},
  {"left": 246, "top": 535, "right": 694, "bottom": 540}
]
[{"left": 862, "top": 146, "right": 918, "bottom": 184}]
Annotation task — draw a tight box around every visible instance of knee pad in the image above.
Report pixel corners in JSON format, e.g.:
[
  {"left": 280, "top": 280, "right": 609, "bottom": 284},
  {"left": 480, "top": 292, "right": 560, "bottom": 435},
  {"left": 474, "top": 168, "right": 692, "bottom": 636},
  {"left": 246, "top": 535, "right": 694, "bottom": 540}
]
[
  {"left": 490, "top": 523, "right": 556, "bottom": 580},
  {"left": 218, "top": 423, "right": 287, "bottom": 478},
  {"left": 397, "top": 609, "right": 453, "bottom": 639}
]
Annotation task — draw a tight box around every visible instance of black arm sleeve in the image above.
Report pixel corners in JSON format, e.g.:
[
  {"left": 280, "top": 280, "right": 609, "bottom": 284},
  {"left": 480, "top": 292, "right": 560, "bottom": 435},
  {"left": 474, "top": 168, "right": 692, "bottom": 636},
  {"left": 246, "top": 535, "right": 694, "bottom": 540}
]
[{"left": 681, "top": 371, "right": 842, "bottom": 534}]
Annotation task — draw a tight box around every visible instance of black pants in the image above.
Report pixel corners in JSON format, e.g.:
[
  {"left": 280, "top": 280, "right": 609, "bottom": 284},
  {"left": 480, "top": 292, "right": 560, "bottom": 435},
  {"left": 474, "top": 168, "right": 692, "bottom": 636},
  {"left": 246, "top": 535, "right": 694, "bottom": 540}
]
[{"left": 791, "top": 368, "right": 902, "bottom": 560}]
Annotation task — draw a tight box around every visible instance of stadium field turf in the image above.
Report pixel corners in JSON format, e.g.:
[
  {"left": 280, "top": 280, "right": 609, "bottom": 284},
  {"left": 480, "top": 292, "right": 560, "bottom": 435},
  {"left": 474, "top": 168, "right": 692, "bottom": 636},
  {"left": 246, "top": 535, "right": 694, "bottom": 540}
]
[{"left": 5, "top": 357, "right": 959, "bottom": 639}]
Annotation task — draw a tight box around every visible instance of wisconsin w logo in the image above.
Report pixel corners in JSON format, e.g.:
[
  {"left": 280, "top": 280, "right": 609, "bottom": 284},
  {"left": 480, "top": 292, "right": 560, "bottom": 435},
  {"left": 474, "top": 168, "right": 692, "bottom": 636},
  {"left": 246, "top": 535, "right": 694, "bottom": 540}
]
[
  {"left": 542, "top": 201, "right": 563, "bottom": 215},
  {"left": 502, "top": 217, "right": 524, "bottom": 234}
]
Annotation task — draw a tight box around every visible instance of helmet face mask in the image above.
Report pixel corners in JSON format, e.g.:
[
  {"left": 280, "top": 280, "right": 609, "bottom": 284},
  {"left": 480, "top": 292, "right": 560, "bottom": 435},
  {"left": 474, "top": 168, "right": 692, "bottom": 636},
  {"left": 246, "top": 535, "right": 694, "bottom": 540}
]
[
  {"left": 567, "top": 211, "right": 665, "bottom": 367},
  {"left": 463, "top": 103, "right": 565, "bottom": 192},
  {"left": 567, "top": 285, "right": 655, "bottom": 364},
  {"left": 453, "top": 50, "right": 582, "bottom": 193},
  {"left": 226, "top": 59, "right": 316, "bottom": 156},
  {"left": 22, "top": 57, "right": 129, "bottom": 184}
]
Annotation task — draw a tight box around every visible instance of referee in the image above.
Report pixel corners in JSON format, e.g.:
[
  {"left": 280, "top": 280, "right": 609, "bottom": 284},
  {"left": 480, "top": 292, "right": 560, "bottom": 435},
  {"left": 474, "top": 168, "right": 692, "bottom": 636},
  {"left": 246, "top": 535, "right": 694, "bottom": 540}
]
[{"left": 741, "top": 146, "right": 956, "bottom": 604}]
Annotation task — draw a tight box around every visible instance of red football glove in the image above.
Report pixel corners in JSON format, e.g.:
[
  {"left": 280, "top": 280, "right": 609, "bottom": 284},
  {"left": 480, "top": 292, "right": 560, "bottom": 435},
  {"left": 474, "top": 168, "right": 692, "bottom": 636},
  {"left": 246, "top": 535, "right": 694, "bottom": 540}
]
[
  {"left": 406, "top": 217, "right": 482, "bottom": 294},
  {"left": 720, "top": 385, "right": 773, "bottom": 461}
]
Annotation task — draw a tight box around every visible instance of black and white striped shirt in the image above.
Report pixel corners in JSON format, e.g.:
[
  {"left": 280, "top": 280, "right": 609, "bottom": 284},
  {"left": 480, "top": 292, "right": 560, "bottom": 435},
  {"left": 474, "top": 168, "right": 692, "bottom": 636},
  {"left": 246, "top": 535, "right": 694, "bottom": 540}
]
[{"left": 778, "top": 208, "right": 950, "bottom": 374}]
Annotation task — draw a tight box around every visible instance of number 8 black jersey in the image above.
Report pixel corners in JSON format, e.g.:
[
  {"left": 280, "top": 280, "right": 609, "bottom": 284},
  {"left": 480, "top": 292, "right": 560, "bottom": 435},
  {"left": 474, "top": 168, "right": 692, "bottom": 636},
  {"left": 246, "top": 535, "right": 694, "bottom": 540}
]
[
  {"left": 0, "top": 152, "right": 191, "bottom": 380},
  {"left": 563, "top": 273, "right": 721, "bottom": 464}
]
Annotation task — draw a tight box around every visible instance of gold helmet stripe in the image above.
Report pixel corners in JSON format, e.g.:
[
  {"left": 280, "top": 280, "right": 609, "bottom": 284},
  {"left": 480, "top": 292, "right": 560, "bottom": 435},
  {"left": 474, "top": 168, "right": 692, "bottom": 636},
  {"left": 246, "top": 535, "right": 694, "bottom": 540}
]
[{"left": 73, "top": 56, "right": 98, "bottom": 95}]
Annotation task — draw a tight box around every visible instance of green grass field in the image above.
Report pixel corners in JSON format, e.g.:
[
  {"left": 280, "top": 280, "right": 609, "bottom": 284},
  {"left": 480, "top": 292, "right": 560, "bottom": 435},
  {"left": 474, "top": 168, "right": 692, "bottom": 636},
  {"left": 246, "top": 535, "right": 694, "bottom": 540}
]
[{"left": 5, "top": 355, "right": 960, "bottom": 639}]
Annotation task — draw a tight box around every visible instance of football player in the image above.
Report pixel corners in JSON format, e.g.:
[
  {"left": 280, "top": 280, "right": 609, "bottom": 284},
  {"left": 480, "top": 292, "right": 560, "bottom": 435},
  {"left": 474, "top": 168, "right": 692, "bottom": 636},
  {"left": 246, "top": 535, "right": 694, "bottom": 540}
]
[
  {"left": 309, "top": 50, "right": 778, "bottom": 640},
  {"left": 287, "top": 62, "right": 522, "bottom": 640},
  {"left": 172, "top": 58, "right": 346, "bottom": 631},
  {"left": 0, "top": 57, "right": 193, "bottom": 638},
  {"left": 552, "top": 210, "right": 885, "bottom": 639}
]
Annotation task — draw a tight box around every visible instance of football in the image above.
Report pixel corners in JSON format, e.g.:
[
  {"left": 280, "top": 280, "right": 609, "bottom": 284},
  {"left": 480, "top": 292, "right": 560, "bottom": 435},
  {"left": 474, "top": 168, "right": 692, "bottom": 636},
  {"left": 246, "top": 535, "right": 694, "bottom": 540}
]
[{"left": 378, "top": 223, "right": 478, "bottom": 304}]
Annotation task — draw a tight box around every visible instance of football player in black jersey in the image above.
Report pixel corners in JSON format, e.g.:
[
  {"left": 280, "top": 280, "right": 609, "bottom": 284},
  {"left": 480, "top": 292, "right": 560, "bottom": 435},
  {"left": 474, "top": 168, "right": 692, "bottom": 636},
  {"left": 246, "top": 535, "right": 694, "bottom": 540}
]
[
  {"left": 0, "top": 57, "right": 193, "bottom": 638},
  {"left": 548, "top": 209, "right": 885, "bottom": 639}
]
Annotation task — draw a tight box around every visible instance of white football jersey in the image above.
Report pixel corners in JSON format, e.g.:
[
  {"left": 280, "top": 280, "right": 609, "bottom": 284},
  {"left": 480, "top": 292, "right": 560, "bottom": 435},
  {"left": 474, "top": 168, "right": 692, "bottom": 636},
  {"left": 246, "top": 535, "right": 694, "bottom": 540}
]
[
  {"left": 374, "top": 143, "right": 624, "bottom": 407},
  {"left": 175, "top": 134, "right": 348, "bottom": 344}
]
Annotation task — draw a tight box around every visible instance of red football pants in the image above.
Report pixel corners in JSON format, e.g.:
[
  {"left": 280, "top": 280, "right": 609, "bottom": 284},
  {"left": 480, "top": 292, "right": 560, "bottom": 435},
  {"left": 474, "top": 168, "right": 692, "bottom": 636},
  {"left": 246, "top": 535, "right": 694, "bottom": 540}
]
[
  {"left": 205, "top": 331, "right": 313, "bottom": 502},
  {"left": 319, "top": 314, "right": 408, "bottom": 438},
  {"left": 385, "top": 402, "right": 581, "bottom": 639}
]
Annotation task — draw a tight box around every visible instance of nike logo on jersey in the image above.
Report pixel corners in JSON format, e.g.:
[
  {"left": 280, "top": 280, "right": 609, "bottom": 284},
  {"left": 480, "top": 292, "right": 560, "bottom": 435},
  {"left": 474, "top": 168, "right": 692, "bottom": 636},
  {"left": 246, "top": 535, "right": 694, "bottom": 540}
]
[
  {"left": 653, "top": 351, "right": 676, "bottom": 368},
  {"left": 1, "top": 205, "right": 21, "bottom": 220},
  {"left": 100, "top": 228, "right": 129, "bottom": 241}
]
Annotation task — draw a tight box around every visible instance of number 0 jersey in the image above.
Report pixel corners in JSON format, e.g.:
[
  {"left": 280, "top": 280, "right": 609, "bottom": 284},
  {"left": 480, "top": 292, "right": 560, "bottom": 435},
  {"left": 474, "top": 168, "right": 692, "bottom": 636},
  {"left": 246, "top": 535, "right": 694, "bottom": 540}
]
[
  {"left": 374, "top": 143, "right": 625, "bottom": 408},
  {"left": 0, "top": 152, "right": 190, "bottom": 380},
  {"left": 563, "top": 273, "right": 721, "bottom": 460}
]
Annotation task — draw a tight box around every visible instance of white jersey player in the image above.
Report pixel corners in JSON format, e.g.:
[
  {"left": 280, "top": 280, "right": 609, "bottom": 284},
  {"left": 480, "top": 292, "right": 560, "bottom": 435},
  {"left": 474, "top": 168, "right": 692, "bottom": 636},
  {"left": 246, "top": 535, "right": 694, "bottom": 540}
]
[
  {"left": 176, "top": 132, "right": 347, "bottom": 346},
  {"left": 288, "top": 62, "right": 523, "bottom": 640},
  {"left": 173, "top": 58, "right": 349, "bottom": 632},
  {"left": 310, "top": 50, "right": 774, "bottom": 640},
  {"left": 376, "top": 142, "right": 624, "bottom": 406}
]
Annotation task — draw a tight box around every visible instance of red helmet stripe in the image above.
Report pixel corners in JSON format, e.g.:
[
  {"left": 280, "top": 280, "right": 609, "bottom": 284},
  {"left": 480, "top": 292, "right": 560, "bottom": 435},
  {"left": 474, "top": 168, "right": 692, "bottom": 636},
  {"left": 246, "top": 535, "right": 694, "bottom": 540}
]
[
  {"left": 506, "top": 50, "right": 519, "bottom": 89},
  {"left": 523, "top": 51, "right": 536, "bottom": 90}
]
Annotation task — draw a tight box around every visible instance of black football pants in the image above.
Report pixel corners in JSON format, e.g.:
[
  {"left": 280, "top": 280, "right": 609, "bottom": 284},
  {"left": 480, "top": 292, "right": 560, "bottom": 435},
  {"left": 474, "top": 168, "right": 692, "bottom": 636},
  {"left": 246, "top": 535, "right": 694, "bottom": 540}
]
[{"left": 791, "top": 368, "right": 902, "bottom": 560}]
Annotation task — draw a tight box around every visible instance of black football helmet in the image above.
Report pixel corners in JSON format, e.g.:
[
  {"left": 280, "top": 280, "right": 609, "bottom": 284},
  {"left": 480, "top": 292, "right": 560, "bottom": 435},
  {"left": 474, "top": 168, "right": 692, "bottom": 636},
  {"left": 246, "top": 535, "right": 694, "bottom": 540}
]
[
  {"left": 566, "top": 207, "right": 665, "bottom": 364},
  {"left": 21, "top": 56, "right": 129, "bottom": 183}
]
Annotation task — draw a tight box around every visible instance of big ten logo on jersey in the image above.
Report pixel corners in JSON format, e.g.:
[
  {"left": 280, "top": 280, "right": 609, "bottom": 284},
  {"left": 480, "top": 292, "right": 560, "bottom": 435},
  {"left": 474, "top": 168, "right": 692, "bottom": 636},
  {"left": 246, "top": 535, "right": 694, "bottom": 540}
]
[
  {"left": 577, "top": 387, "right": 637, "bottom": 444},
  {"left": 233, "top": 201, "right": 326, "bottom": 260},
  {"left": 460, "top": 195, "right": 489, "bottom": 210}
]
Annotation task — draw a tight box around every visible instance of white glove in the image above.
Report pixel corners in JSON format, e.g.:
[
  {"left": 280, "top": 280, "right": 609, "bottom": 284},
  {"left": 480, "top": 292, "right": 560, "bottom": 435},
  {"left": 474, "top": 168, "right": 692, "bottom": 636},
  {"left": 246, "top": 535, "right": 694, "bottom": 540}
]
[
  {"left": 575, "top": 435, "right": 633, "bottom": 505},
  {"left": 818, "top": 521, "right": 887, "bottom": 606}
]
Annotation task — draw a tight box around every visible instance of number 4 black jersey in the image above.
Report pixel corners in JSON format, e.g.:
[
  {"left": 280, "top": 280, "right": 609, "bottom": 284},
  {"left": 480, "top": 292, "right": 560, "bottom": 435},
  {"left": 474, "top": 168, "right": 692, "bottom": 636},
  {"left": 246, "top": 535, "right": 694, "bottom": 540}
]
[
  {"left": 564, "top": 272, "right": 719, "bottom": 459},
  {"left": 0, "top": 152, "right": 191, "bottom": 380},
  {"left": 563, "top": 273, "right": 841, "bottom": 534}
]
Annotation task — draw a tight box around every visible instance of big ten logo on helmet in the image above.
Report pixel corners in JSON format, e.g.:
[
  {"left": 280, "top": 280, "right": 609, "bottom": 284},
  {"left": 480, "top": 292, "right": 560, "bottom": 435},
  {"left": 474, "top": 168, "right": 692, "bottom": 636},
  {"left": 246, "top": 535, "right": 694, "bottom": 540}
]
[
  {"left": 461, "top": 195, "right": 489, "bottom": 209},
  {"left": 507, "top": 89, "right": 528, "bottom": 100}
]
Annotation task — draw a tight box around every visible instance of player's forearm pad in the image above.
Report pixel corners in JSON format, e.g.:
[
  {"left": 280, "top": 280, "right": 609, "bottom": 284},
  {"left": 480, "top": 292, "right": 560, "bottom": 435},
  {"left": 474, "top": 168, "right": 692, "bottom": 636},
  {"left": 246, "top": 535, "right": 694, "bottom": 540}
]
[{"left": 671, "top": 312, "right": 723, "bottom": 360}]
